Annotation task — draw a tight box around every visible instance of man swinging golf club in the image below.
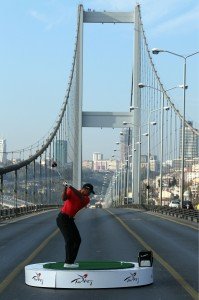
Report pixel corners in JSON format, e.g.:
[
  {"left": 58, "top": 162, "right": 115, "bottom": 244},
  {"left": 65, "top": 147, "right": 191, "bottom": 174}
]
[{"left": 56, "top": 182, "right": 95, "bottom": 268}]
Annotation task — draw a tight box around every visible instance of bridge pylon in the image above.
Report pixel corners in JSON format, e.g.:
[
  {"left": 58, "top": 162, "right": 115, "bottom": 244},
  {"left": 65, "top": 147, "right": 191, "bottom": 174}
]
[{"left": 73, "top": 5, "right": 141, "bottom": 204}]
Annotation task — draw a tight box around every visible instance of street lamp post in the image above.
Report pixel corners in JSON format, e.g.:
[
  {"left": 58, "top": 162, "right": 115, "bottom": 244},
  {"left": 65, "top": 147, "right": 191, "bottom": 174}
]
[
  {"left": 123, "top": 120, "right": 156, "bottom": 204},
  {"left": 152, "top": 49, "right": 199, "bottom": 204},
  {"left": 130, "top": 145, "right": 137, "bottom": 204},
  {"left": 142, "top": 120, "right": 157, "bottom": 204},
  {"left": 130, "top": 104, "right": 170, "bottom": 205},
  {"left": 126, "top": 152, "right": 132, "bottom": 204},
  {"left": 123, "top": 121, "right": 142, "bottom": 204},
  {"left": 119, "top": 130, "right": 131, "bottom": 205},
  {"left": 119, "top": 138, "right": 132, "bottom": 206},
  {"left": 114, "top": 141, "right": 125, "bottom": 206},
  {"left": 137, "top": 126, "right": 141, "bottom": 204},
  {"left": 137, "top": 84, "right": 173, "bottom": 205}
]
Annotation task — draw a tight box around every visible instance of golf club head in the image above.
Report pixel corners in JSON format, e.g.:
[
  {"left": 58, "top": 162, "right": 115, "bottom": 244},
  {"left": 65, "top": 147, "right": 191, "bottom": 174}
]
[
  {"left": 51, "top": 161, "right": 62, "bottom": 179},
  {"left": 51, "top": 161, "right": 68, "bottom": 185},
  {"left": 51, "top": 161, "right": 58, "bottom": 168}
]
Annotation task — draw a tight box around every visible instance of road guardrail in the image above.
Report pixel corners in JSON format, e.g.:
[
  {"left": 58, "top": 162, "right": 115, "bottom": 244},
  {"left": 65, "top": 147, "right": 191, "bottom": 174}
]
[
  {"left": 119, "top": 204, "right": 199, "bottom": 223},
  {"left": 0, "top": 204, "right": 59, "bottom": 221}
]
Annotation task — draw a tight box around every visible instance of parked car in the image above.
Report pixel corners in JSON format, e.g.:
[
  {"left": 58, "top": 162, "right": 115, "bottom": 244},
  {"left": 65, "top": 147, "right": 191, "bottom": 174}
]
[
  {"left": 169, "top": 200, "right": 180, "bottom": 208},
  {"left": 88, "top": 204, "right": 96, "bottom": 209},
  {"left": 182, "top": 200, "right": 194, "bottom": 210},
  {"left": 95, "top": 202, "right": 103, "bottom": 208}
]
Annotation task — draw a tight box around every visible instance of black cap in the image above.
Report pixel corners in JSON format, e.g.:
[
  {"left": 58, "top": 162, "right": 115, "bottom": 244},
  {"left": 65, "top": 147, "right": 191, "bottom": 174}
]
[{"left": 82, "top": 183, "right": 95, "bottom": 194}]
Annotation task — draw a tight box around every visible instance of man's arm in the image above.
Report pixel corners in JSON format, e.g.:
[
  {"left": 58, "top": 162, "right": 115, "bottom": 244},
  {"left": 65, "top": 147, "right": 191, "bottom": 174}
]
[
  {"left": 62, "top": 186, "right": 68, "bottom": 201},
  {"left": 69, "top": 185, "right": 82, "bottom": 198},
  {"left": 62, "top": 185, "right": 82, "bottom": 201}
]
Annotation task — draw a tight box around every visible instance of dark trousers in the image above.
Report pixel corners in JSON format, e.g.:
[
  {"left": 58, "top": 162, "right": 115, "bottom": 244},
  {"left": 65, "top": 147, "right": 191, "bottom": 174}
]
[{"left": 56, "top": 212, "right": 81, "bottom": 264}]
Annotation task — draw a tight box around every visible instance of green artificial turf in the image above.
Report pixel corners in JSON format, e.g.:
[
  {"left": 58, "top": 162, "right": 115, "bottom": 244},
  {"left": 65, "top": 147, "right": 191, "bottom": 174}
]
[{"left": 43, "top": 261, "right": 134, "bottom": 270}]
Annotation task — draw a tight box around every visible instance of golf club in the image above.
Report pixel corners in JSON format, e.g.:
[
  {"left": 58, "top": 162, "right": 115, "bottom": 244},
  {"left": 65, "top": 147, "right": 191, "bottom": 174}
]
[{"left": 51, "top": 161, "right": 68, "bottom": 187}]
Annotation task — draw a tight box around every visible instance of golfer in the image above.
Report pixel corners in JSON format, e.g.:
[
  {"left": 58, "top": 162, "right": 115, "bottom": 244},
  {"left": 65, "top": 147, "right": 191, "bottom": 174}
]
[{"left": 56, "top": 183, "right": 95, "bottom": 268}]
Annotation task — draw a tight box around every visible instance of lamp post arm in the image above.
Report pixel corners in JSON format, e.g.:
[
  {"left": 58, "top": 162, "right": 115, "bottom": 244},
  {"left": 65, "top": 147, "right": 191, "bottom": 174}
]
[
  {"left": 163, "top": 50, "right": 185, "bottom": 59},
  {"left": 185, "top": 51, "right": 199, "bottom": 59},
  {"left": 163, "top": 50, "right": 199, "bottom": 60}
]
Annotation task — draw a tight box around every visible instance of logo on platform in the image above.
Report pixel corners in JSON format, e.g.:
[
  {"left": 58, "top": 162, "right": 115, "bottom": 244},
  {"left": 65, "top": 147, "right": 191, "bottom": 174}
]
[
  {"left": 124, "top": 272, "right": 139, "bottom": 284},
  {"left": 32, "top": 272, "right": 44, "bottom": 285},
  {"left": 71, "top": 273, "right": 93, "bottom": 286}
]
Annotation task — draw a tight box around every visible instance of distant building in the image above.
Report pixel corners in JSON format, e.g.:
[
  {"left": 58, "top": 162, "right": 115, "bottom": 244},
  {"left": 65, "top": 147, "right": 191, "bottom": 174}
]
[
  {"left": 91, "top": 152, "right": 118, "bottom": 172},
  {"left": 41, "top": 157, "right": 51, "bottom": 166},
  {"left": 192, "top": 163, "right": 199, "bottom": 172},
  {"left": 93, "top": 160, "right": 108, "bottom": 171},
  {"left": 0, "top": 138, "right": 7, "bottom": 164},
  {"left": 55, "top": 140, "right": 67, "bottom": 167},
  {"left": 82, "top": 160, "right": 93, "bottom": 169},
  {"left": 164, "top": 159, "right": 181, "bottom": 171},
  {"left": 179, "top": 121, "right": 199, "bottom": 159},
  {"left": 185, "top": 171, "right": 199, "bottom": 183},
  {"left": 93, "top": 159, "right": 118, "bottom": 172},
  {"left": 107, "top": 160, "right": 118, "bottom": 171},
  {"left": 93, "top": 152, "right": 103, "bottom": 161},
  {"left": 149, "top": 155, "right": 158, "bottom": 172},
  {"left": 140, "top": 155, "right": 147, "bottom": 169}
]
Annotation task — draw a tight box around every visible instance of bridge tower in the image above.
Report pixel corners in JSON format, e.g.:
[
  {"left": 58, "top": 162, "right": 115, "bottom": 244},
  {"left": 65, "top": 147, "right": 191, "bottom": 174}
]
[{"left": 74, "top": 5, "right": 141, "bottom": 203}]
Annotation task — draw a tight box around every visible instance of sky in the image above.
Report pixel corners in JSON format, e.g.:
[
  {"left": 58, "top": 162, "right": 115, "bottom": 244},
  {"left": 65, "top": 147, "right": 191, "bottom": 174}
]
[{"left": 0, "top": 0, "right": 199, "bottom": 160}]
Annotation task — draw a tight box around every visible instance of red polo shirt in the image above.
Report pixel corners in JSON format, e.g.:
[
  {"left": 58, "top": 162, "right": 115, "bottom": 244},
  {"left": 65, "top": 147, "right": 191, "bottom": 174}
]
[{"left": 61, "top": 187, "right": 90, "bottom": 217}]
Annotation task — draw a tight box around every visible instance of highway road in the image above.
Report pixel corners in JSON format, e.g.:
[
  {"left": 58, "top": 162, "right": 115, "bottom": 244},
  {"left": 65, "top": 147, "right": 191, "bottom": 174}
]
[{"left": 0, "top": 208, "right": 198, "bottom": 300}]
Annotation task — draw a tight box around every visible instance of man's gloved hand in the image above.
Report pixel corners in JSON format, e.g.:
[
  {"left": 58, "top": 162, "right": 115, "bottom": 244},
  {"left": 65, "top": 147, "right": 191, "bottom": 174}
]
[{"left": 63, "top": 181, "right": 68, "bottom": 187}]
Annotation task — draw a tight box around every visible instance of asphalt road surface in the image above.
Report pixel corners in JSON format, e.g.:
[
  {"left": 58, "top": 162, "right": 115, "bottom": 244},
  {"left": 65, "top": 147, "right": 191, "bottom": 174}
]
[{"left": 0, "top": 208, "right": 198, "bottom": 300}]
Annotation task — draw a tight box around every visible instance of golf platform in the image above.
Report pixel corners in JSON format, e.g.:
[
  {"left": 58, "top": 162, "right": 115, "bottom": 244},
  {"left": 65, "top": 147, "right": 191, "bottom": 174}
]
[{"left": 25, "top": 261, "right": 153, "bottom": 289}]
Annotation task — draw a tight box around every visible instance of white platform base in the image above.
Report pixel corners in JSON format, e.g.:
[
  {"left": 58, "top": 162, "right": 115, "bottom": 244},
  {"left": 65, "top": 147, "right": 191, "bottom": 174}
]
[{"left": 25, "top": 261, "right": 153, "bottom": 289}]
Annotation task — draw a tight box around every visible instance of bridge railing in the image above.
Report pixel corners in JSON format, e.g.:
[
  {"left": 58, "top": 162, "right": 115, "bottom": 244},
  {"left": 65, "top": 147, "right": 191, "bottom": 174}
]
[
  {"left": 0, "top": 204, "right": 59, "bottom": 221},
  {"left": 146, "top": 205, "right": 199, "bottom": 223},
  {"left": 116, "top": 203, "right": 199, "bottom": 223}
]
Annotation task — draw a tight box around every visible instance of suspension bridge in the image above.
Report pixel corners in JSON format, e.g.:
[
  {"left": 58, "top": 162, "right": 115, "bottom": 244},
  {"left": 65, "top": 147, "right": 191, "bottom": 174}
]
[
  {"left": 0, "top": 5, "right": 198, "bottom": 210},
  {"left": 0, "top": 4, "right": 198, "bottom": 299}
]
